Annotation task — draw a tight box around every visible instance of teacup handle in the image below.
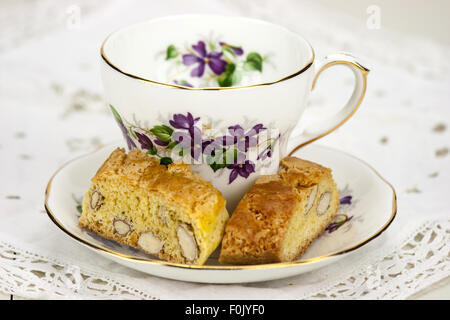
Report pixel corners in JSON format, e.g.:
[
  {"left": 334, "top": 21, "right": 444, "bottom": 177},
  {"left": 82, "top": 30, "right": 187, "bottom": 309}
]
[{"left": 287, "top": 53, "right": 370, "bottom": 156}]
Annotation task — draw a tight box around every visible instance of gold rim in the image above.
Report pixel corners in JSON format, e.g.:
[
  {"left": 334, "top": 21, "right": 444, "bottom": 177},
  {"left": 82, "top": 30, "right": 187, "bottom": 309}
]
[
  {"left": 100, "top": 18, "right": 315, "bottom": 91},
  {"left": 44, "top": 144, "right": 397, "bottom": 271},
  {"left": 288, "top": 53, "right": 370, "bottom": 155}
]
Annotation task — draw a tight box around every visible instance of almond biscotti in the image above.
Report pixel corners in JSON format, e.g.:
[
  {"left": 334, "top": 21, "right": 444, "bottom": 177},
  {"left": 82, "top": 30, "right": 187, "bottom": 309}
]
[
  {"left": 219, "top": 157, "right": 339, "bottom": 265},
  {"left": 78, "top": 148, "right": 229, "bottom": 265}
]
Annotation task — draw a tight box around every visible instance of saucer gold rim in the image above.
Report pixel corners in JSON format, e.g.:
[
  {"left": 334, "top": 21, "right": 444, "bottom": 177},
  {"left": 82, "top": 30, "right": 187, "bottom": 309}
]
[{"left": 44, "top": 144, "right": 397, "bottom": 271}]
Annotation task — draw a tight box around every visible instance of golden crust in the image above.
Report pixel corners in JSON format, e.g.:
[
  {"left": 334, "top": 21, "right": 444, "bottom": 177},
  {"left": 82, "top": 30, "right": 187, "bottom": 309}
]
[
  {"left": 80, "top": 148, "right": 229, "bottom": 265},
  {"left": 219, "top": 156, "right": 338, "bottom": 265},
  {"left": 219, "top": 182, "right": 302, "bottom": 264},
  {"left": 93, "top": 148, "right": 225, "bottom": 216},
  {"left": 279, "top": 157, "right": 333, "bottom": 187}
]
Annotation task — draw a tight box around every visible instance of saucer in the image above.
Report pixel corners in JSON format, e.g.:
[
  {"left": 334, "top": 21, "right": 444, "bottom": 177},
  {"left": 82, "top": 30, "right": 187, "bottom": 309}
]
[{"left": 44, "top": 143, "right": 396, "bottom": 283}]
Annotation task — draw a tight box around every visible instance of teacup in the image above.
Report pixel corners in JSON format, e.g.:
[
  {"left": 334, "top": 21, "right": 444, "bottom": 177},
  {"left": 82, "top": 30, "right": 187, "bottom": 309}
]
[{"left": 100, "top": 15, "right": 369, "bottom": 211}]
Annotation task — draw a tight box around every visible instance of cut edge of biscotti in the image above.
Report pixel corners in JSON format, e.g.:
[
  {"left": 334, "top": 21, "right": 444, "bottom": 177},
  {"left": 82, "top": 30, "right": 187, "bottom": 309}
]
[
  {"left": 219, "top": 156, "right": 339, "bottom": 265},
  {"left": 78, "top": 148, "right": 229, "bottom": 266}
]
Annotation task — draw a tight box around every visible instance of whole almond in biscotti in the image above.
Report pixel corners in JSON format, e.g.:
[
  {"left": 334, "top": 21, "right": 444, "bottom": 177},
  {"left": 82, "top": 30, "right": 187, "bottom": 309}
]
[
  {"left": 138, "top": 231, "right": 164, "bottom": 254},
  {"left": 113, "top": 217, "right": 132, "bottom": 236},
  {"left": 89, "top": 189, "right": 104, "bottom": 211},
  {"left": 78, "top": 148, "right": 229, "bottom": 265},
  {"left": 177, "top": 224, "right": 199, "bottom": 262}
]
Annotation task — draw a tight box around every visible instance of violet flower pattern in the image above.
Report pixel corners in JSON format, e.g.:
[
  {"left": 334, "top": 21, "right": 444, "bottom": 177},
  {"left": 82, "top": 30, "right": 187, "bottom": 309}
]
[
  {"left": 173, "top": 79, "right": 193, "bottom": 88},
  {"left": 257, "top": 132, "right": 280, "bottom": 161},
  {"left": 182, "top": 41, "right": 227, "bottom": 77},
  {"left": 135, "top": 131, "right": 154, "bottom": 151},
  {"left": 325, "top": 195, "right": 354, "bottom": 233},
  {"left": 228, "top": 160, "right": 256, "bottom": 184},
  {"left": 339, "top": 195, "right": 352, "bottom": 205},
  {"left": 169, "top": 112, "right": 200, "bottom": 130},
  {"left": 109, "top": 104, "right": 136, "bottom": 151},
  {"left": 220, "top": 124, "right": 266, "bottom": 153},
  {"left": 219, "top": 41, "right": 244, "bottom": 56},
  {"left": 109, "top": 106, "right": 276, "bottom": 183},
  {"left": 164, "top": 37, "right": 265, "bottom": 87}
]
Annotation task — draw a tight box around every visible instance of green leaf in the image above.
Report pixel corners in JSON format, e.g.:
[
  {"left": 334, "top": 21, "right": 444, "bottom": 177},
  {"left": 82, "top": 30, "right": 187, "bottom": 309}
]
[
  {"left": 208, "top": 41, "right": 217, "bottom": 51},
  {"left": 165, "top": 45, "right": 178, "bottom": 60},
  {"left": 167, "top": 141, "right": 178, "bottom": 150},
  {"left": 177, "top": 80, "right": 191, "bottom": 87},
  {"left": 223, "top": 148, "right": 238, "bottom": 164},
  {"left": 129, "top": 127, "right": 137, "bottom": 140},
  {"left": 207, "top": 148, "right": 237, "bottom": 172},
  {"left": 223, "top": 46, "right": 236, "bottom": 57},
  {"left": 206, "top": 148, "right": 224, "bottom": 164},
  {"left": 217, "top": 63, "right": 236, "bottom": 87},
  {"left": 146, "top": 146, "right": 158, "bottom": 156},
  {"left": 150, "top": 125, "right": 174, "bottom": 143},
  {"left": 209, "top": 162, "right": 228, "bottom": 172},
  {"left": 231, "top": 70, "right": 242, "bottom": 86},
  {"left": 244, "top": 52, "right": 263, "bottom": 72},
  {"left": 159, "top": 157, "right": 173, "bottom": 166},
  {"left": 76, "top": 204, "right": 82, "bottom": 214},
  {"left": 109, "top": 104, "right": 123, "bottom": 123}
]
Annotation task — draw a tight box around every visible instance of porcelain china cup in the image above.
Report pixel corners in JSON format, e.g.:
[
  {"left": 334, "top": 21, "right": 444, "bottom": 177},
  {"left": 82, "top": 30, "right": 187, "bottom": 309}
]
[{"left": 100, "top": 15, "right": 369, "bottom": 210}]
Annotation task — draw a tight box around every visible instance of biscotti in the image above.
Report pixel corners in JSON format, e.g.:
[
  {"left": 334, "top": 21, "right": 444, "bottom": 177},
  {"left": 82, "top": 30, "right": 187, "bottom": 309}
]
[
  {"left": 78, "top": 148, "right": 229, "bottom": 265},
  {"left": 219, "top": 157, "right": 339, "bottom": 265}
]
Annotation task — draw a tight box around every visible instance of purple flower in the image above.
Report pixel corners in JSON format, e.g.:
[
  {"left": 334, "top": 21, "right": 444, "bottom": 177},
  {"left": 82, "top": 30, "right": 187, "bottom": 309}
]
[
  {"left": 340, "top": 196, "right": 352, "bottom": 205},
  {"left": 219, "top": 124, "right": 266, "bottom": 152},
  {"left": 173, "top": 79, "right": 193, "bottom": 88},
  {"left": 219, "top": 42, "right": 244, "bottom": 56},
  {"left": 257, "top": 146, "right": 273, "bottom": 161},
  {"left": 257, "top": 132, "right": 278, "bottom": 161},
  {"left": 154, "top": 138, "right": 169, "bottom": 147},
  {"left": 169, "top": 112, "right": 199, "bottom": 130},
  {"left": 117, "top": 121, "right": 136, "bottom": 151},
  {"left": 134, "top": 131, "right": 153, "bottom": 150},
  {"left": 250, "top": 124, "right": 266, "bottom": 134},
  {"left": 201, "top": 138, "right": 214, "bottom": 152},
  {"left": 182, "top": 41, "right": 227, "bottom": 77},
  {"left": 202, "top": 138, "right": 224, "bottom": 159},
  {"left": 228, "top": 159, "right": 255, "bottom": 184},
  {"left": 172, "top": 126, "right": 203, "bottom": 160},
  {"left": 325, "top": 215, "right": 353, "bottom": 233}
]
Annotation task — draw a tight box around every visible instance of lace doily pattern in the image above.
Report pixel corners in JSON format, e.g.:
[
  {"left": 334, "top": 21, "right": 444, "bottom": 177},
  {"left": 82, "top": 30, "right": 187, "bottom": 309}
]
[
  {"left": 301, "top": 219, "right": 450, "bottom": 299},
  {"left": 0, "top": 239, "right": 158, "bottom": 300},
  {"left": 0, "top": 220, "right": 448, "bottom": 299}
]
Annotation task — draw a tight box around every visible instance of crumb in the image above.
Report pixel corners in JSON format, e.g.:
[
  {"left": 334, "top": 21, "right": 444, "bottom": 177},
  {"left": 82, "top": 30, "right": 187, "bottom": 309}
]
[
  {"left": 406, "top": 186, "right": 421, "bottom": 194},
  {"left": 432, "top": 123, "right": 446, "bottom": 133},
  {"left": 380, "top": 136, "right": 388, "bottom": 144},
  {"left": 428, "top": 172, "right": 438, "bottom": 178},
  {"left": 435, "top": 147, "right": 448, "bottom": 158}
]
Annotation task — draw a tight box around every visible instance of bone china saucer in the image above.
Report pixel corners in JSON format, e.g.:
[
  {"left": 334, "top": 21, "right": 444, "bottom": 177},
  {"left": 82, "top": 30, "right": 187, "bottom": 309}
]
[{"left": 44, "top": 143, "right": 396, "bottom": 283}]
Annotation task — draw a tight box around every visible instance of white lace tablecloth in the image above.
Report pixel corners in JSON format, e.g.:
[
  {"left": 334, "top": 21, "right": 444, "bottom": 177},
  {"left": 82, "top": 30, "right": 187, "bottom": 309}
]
[{"left": 0, "top": 0, "right": 449, "bottom": 299}]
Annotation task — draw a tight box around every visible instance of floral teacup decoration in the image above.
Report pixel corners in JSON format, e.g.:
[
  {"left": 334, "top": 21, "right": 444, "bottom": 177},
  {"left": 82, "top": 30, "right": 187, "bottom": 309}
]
[
  {"left": 110, "top": 105, "right": 279, "bottom": 185},
  {"left": 164, "top": 38, "right": 265, "bottom": 88},
  {"left": 100, "top": 15, "right": 370, "bottom": 210}
]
